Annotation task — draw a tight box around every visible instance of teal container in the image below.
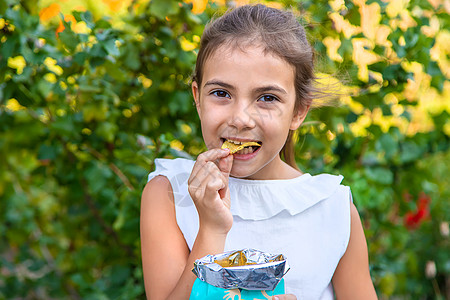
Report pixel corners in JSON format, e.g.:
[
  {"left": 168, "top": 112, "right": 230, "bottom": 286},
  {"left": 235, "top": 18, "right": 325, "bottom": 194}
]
[{"left": 189, "top": 278, "right": 285, "bottom": 300}]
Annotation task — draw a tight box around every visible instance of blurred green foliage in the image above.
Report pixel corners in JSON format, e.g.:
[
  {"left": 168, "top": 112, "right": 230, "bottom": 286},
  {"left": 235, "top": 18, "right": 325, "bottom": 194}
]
[{"left": 0, "top": 0, "right": 449, "bottom": 299}]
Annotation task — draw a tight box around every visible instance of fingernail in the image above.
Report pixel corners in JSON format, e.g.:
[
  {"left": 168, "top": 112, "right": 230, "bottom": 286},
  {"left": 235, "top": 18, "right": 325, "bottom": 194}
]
[{"left": 274, "top": 297, "right": 279, "bottom": 300}]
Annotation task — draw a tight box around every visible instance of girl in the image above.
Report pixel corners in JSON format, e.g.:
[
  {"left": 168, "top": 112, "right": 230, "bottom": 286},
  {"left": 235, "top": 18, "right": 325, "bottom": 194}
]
[{"left": 141, "top": 4, "right": 377, "bottom": 300}]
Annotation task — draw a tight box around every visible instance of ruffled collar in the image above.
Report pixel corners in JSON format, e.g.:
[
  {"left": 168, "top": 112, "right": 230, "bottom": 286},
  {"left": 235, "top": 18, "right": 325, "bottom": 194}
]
[
  {"left": 149, "top": 158, "right": 344, "bottom": 221},
  {"left": 228, "top": 173, "right": 343, "bottom": 221}
]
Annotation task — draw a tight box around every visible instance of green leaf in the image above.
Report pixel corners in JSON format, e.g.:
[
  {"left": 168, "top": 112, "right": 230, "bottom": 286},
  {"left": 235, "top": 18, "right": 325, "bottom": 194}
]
[
  {"left": 110, "top": 265, "right": 131, "bottom": 285},
  {"left": 0, "top": 0, "right": 7, "bottom": 14},
  {"left": 37, "top": 144, "right": 57, "bottom": 160},
  {"left": 84, "top": 162, "right": 112, "bottom": 194},
  {"left": 95, "top": 122, "right": 118, "bottom": 142},
  {"left": 365, "top": 167, "right": 394, "bottom": 185},
  {"left": 36, "top": 79, "right": 53, "bottom": 98},
  {"left": 399, "top": 141, "right": 423, "bottom": 163},
  {"left": 149, "top": 0, "right": 180, "bottom": 20},
  {"left": 104, "top": 60, "right": 127, "bottom": 81},
  {"left": 82, "top": 102, "right": 108, "bottom": 122},
  {"left": 58, "top": 25, "right": 79, "bottom": 53},
  {"left": 376, "top": 134, "right": 398, "bottom": 160},
  {"left": 73, "top": 52, "right": 87, "bottom": 65},
  {"left": 426, "top": 61, "right": 442, "bottom": 76},
  {"left": 0, "top": 35, "right": 18, "bottom": 59},
  {"left": 50, "top": 116, "right": 76, "bottom": 136},
  {"left": 103, "top": 39, "right": 120, "bottom": 57},
  {"left": 89, "top": 43, "right": 107, "bottom": 58},
  {"left": 73, "top": 10, "right": 94, "bottom": 28},
  {"left": 123, "top": 44, "right": 140, "bottom": 70}
]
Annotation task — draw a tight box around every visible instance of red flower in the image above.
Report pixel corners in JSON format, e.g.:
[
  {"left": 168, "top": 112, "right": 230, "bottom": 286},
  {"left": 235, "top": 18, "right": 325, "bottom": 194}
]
[
  {"left": 418, "top": 192, "right": 431, "bottom": 209},
  {"left": 403, "top": 192, "right": 431, "bottom": 230}
]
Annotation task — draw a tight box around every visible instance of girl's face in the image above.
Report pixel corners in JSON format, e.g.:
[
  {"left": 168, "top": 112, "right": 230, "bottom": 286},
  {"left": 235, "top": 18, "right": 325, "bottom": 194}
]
[{"left": 192, "top": 45, "right": 308, "bottom": 180}]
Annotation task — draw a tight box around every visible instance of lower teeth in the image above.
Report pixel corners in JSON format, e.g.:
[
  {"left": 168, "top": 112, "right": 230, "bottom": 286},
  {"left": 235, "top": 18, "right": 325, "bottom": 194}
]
[{"left": 236, "top": 147, "right": 254, "bottom": 155}]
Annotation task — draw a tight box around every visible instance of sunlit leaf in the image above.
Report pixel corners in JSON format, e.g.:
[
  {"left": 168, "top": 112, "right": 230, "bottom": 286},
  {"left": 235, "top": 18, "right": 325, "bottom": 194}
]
[
  {"left": 359, "top": 2, "right": 381, "bottom": 41},
  {"left": 386, "top": 0, "right": 408, "bottom": 18},
  {"left": 7, "top": 56, "right": 26, "bottom": 74},
  {"left": 329, "top": 12, "right": 361, "bottom": 39},
  {"left": 323, "top": 36, "right": 343, "bottom": 62},
  {"left": 351, "top": 38, "right": 380, "bottom": 82}
]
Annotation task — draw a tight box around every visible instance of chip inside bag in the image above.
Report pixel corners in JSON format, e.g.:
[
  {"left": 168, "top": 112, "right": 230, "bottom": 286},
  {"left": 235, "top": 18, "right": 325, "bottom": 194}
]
[{"left": 190, "top": 248, "right": 289, "bottom": 300}]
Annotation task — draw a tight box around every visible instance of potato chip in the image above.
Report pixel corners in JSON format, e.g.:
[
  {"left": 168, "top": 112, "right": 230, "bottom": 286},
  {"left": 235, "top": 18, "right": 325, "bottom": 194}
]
[{"left": 221, "top": 140, "right": 261, "bottom": 154}]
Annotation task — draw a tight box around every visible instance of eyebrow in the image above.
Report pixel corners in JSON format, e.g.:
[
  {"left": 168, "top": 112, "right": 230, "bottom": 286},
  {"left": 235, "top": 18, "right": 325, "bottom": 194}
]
[
  {"left": 203, "top": 80, "right": 287, "bottom": 95},
  {"left": 253, "top": 85, "right": 287, "bottom": 95},
  {"left": 203, "top": 80, "right": 234, "bottom": 90}
]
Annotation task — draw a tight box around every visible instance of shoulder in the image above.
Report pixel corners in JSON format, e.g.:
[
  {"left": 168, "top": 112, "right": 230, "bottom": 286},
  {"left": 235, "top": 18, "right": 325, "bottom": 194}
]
[
  {"left": 146, "top": 158, "right": 195, "bottom": 197},
  {"left": 141, "top": 175, "right": 175, "bottom": 224},
  {"left": 146, "top": 158, "right": 197, "bottom": 211}
]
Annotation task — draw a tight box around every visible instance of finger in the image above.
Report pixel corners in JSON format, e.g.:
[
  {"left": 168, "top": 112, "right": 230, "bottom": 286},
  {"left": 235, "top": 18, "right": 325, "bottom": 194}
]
[
  {"left": 202, "top": 170, "right": 226, "bottom": 206},
  {"left": 191, "top": 162, "right": 225, "bottom": 193},
  {"left": 188, "top": 175, "right": 206, "bottom": 201},
  {"left": 217, "top": 154, "right": 233, "bottom": 199},
  {"left": 190, "top": 148, "right": 230, "bottom": 182},
  {"left": 197, "top": 166, "right": 229, "bottom": 205},
  {"left": 218, "top": 153, "right": 233, "bottom": 176},
  {"left": 189, "top": 161, "right": 221, "bottom": 200},
  {"left": 197, "top": 148, "right": 230, "bottom": 164},
  {"left": 189, "top": 161, "right": 216, "bottom": 189}
]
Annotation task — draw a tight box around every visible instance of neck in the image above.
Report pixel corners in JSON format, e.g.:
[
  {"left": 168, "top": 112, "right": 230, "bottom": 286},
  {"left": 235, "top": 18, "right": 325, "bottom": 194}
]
[{"left": 242, "top": 156, "right": 303, "bottom": 180}]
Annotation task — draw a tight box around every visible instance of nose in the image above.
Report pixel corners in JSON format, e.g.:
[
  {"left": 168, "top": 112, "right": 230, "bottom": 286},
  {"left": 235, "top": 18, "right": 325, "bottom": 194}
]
[{"left": 227, "top": 100, "right": 256, "bottom": 131}]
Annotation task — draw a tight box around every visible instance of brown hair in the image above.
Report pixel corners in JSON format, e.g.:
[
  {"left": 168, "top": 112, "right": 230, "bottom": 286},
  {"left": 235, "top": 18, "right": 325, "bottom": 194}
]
[{"left": 193, "top": 4, "right": 318, "bottom": 170}]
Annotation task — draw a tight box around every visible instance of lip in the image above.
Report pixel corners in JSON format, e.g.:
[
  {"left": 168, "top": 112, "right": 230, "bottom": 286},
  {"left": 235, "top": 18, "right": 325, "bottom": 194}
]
[{"left": 232, "top": 145, "right": 261, "bottom": 160}]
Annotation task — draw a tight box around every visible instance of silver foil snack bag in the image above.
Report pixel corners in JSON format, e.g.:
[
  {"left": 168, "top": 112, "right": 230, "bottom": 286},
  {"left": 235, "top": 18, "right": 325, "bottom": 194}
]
[{"left": 191, "top": 248, "right": 289, "bottom": 296}]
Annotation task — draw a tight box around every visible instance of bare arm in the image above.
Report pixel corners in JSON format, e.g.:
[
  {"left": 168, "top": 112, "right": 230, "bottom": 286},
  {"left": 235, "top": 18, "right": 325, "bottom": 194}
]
[
  {"left": 140, "top": 149, "right": 233, "bottom": 299},
  {"left": 332, "top": 203, "right": 378, "bottom": 300},
  {"left": 141, "top": 176, "right": 229, "bottom": 299}
]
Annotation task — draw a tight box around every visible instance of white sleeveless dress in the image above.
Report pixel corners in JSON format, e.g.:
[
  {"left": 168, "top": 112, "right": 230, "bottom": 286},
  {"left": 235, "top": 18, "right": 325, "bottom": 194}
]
[{"left": 147, "top": 158, "right": 352, "bottom": 299}]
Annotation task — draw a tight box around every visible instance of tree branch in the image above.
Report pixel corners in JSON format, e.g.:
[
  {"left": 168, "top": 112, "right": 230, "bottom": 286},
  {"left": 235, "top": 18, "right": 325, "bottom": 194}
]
[{"left": 85, "top": 146, "right": 135, "bottom": 191}]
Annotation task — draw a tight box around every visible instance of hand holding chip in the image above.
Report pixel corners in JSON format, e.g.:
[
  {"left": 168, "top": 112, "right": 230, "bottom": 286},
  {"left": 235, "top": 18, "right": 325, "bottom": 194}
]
[{"left": 188, "top": 148, "right": 234, "bottom": 235}]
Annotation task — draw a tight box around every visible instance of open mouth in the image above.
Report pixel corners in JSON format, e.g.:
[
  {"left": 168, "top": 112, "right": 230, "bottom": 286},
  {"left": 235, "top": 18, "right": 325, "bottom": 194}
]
[{"left": 221, "top": 138, "right": 262, "bottom": 155}]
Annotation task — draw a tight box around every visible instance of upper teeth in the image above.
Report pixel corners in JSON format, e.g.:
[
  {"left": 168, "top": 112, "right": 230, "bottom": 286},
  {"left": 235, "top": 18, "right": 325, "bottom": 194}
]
[
  {"left": 227, "top": 139, "right": 252, "bottom": 145},
  {"left": 228, "top": 140, "right": 242, "bottom": 145}
]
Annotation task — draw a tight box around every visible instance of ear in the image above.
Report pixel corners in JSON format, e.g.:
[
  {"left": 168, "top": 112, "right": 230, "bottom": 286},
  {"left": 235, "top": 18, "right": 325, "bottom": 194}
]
[
  {"left": 290, "top": 105, "right": 310, "bottom": 130},
  {"left": 192, "top": 81, "right": 201, "bottom": 116}
]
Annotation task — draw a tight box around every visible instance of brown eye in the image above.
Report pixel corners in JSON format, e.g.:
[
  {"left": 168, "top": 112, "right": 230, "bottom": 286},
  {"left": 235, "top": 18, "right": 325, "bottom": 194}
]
[
  {"left": 212, "top": 90, "right": 230, "bottom": 98},
  {"left": 258, "top": 94, "right": 279, "bottom": 103}
]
